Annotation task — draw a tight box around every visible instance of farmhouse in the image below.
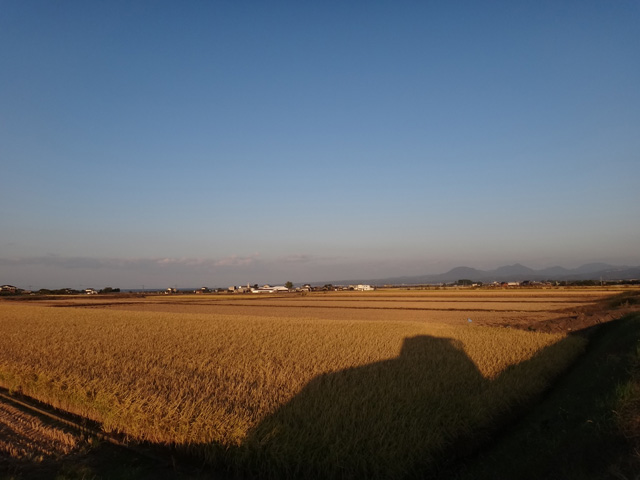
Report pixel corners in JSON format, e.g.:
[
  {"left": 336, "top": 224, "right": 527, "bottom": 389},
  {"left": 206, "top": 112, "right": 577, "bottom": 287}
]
[
  {"left": 353, "top": 284, "right": 375, "bottom": 291},
  {"left": 252, "top": 285, "right": 289, "bottom": 293},
  {"left": 0, "top": 285, "right": 17, "bottom": 294},
  {"left": 229, "top": 285, "right": 251, "bottom": 293}
]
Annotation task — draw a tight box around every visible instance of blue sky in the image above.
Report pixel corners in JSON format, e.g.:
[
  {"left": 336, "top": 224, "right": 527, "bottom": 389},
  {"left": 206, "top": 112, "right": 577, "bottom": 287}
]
[{"left": 1, "top": 1, "right": 639, "bottom": 289}]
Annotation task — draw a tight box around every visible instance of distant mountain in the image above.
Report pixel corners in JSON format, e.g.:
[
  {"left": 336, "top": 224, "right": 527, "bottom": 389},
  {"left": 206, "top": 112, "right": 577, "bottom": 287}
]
[
  {"left": 596, "top": 266, "right": 640, "bottom": 281},
  {"left": 536, "top": 266, "right": 571, "bottom": 277},
  {"left": 440, "top": 266, "right": 484, "bottom": 278},
  {"left": 328, "top": 263, "right": 640, "bottom": 286},
  {"left": 572, "top": 263, "right": 621, "bottom": 275},
  {"left": 492, "top": 263, "right": 536, "bottom": 277}
]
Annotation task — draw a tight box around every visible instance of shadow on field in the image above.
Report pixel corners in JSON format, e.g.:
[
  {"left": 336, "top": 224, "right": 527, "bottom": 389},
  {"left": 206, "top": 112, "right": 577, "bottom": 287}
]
[
  {"left": 234, "top": 334, "right": 579, "bottom": 479},
  {"left": 1, "top": 335, "right": 580, "bottom": 480}
]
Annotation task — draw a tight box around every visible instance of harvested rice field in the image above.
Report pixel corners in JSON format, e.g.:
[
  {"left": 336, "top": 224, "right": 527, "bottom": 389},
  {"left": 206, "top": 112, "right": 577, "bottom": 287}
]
[
  {"left": 0, "top": 287, "right": 631, "bottom": 478},
  {"left": 37, "top": 287, "right": 620, "bottom": 331}
]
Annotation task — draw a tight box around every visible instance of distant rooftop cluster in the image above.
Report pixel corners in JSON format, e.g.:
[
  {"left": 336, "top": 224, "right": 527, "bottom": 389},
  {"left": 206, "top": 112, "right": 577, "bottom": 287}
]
[{"left": 168, "top": 284, "right": 377, "bottom": 295}]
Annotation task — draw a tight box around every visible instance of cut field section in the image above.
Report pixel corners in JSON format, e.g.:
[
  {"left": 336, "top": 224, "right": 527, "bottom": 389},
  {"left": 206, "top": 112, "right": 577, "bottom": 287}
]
[
  {"left": 146, "top": 300, "right": 580, "bottom": 311},
  {"left": 96, "top": 303, "right": 565, "bottom": 328},
  {"left": 54, "top": 289, "right": 619, "bottom": 331}
]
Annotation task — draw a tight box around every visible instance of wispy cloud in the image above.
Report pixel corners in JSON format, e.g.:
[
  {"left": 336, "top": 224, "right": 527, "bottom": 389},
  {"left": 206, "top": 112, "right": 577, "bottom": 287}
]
[
  {"left": 276, "top": 253, "right": 342, "bottom": 264},
  {"left": 213, "top": 254, "right": 260, "bottom": 267},
  {"left": 277, "top": 254, "right": 315, "bottom": 264},
  {"left": 0, "top": 254, "right": 261, "bottom": 271}
]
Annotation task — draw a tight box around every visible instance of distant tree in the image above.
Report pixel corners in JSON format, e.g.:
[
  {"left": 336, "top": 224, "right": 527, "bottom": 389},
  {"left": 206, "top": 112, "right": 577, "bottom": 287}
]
[
  {"left": 285, "top": 281, "right": 294, "bottom": 290},
  {"left": 44, "top": 288, "right": 81, "bottom": 295},
  {"left": 99, "top": 287, "right": 120, "bottom": 294},
  {"left": 456, "top": 279, "right": 473, "bottom": 286}
]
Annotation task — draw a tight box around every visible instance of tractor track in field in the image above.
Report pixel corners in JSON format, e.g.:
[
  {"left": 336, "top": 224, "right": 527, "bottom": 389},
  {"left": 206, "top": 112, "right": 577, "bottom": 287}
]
[
  {"left": 0, "top": 388, "right": 169, "bottom": 466},
  {"left": 0, "top": 397, "right": 80, "bottom": 461},
  {"left": 0, "top": 388, "right": 228, "bottom": 479}
]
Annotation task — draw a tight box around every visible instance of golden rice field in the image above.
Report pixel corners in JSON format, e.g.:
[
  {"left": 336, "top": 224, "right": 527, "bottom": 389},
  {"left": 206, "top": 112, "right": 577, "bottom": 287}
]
[{"left": 0, "top": 290, "right": 615, "bottom": 478}]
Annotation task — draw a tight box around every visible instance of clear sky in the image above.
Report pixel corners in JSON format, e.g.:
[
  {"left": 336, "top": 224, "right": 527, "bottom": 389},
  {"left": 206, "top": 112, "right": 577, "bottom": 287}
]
[{"left": 1, "top": 1, "right": 639, "bottom": 289}]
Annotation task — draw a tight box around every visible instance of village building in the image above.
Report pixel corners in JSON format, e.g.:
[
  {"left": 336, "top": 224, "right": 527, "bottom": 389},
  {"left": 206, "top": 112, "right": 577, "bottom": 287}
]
[
  {"left": 251, "top": 285, "right": 289, "bottom": 293},
  {"left": 353, "top": 284, "right": 375, "bottom": 291}
]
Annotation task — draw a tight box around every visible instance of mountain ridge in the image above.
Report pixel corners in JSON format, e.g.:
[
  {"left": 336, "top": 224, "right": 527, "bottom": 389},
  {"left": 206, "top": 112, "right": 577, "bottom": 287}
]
[{"left": 327, "top": 263, "right": 640, "bottom": 286}]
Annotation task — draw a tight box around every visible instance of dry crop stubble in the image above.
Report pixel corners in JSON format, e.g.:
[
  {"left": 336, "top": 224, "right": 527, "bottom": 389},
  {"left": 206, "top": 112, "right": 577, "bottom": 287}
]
[
  {"left": 93, "top": 291, "right": 596, "bottom": 330},
  {"left": 101, "top": 302, "right": 569, "bottom": 326},
  {"left": 0, "top": 401, "right": 80, "bottom": 460},
  {"left": 148, "top": 299, "right": 579, "bottom": 311},
  {"left": 0, "top": 302, "right": 586, "bottom": 477}
]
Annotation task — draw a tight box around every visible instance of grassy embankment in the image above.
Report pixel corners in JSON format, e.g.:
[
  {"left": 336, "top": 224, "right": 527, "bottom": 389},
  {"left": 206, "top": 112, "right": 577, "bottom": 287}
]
[{"left": 449, "top": 310, "right": 640, "bottom": 480}]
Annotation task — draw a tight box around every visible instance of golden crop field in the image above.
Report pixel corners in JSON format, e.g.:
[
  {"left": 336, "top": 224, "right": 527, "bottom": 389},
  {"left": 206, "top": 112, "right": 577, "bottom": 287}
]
[
  {"left": 0, "top": 290, "right": 612, "bottom": 477},
  {"left": 39, "top": 287, "right": 617, "bottom": 330}
]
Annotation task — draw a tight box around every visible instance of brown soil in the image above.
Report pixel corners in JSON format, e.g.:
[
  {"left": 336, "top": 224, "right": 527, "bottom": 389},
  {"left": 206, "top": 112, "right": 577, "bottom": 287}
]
[{"left": 524, "top": 302, "right": 640, "bottom": 334}]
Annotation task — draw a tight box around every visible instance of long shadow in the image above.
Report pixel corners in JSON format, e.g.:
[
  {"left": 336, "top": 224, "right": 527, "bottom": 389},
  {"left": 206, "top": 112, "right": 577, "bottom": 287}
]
[
  {"left": 1, "top": 334, "right": 581, "bottom": 480},
  {"left": 448, "top": 313, "right": 640, "bottom": 480},
  {"left": 234, "top": 334, "right": 580, "bottom": 479}
]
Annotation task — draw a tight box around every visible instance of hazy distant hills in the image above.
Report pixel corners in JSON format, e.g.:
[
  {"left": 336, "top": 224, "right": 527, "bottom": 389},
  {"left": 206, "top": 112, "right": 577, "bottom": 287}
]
[{"left": 333, "top": 263, "right": 640, "bottom": 286}]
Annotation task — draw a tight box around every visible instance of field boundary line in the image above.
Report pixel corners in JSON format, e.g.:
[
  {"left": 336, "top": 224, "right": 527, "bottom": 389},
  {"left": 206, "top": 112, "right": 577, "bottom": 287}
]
[{"left": 130, "top": 302, "right": 542, "bottom": 313}]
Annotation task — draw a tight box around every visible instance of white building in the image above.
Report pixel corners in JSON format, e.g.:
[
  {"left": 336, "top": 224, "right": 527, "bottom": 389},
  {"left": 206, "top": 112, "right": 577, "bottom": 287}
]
[{"left": 251, "top": 285, "right": 290, "bottom": 294}]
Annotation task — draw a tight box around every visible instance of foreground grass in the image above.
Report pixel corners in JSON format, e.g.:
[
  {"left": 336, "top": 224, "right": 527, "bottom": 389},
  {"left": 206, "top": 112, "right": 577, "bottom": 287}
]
[
  {"left": 0, "top": 303, "right": 586, "bottom": 478},
  {"left": 617, "top": 319, "right": 640, "bottom": 473},
  {"left": 450, "top": 313, "right": 640, "bottom": 480}
]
